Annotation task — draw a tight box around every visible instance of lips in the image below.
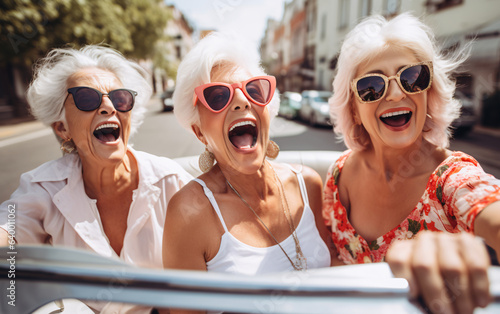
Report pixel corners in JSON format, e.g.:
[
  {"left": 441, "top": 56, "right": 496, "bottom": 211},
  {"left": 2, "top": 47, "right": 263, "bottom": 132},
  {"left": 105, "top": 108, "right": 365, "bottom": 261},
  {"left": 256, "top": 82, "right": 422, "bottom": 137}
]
[
  {"left": 228, "top": 120, "right": 258, "bottom": 149},
  {"left": 93, "top": 122, "right": 120, "bottom": 143},
  {"left": 379, "top": 110, "right": 412, "bottom": 128}
]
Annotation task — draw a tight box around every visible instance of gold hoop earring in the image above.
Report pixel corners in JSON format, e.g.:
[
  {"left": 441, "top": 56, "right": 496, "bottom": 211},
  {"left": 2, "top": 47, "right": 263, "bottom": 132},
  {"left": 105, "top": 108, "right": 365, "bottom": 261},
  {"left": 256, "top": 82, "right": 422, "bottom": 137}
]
[
  {"left": 199, "top": 147, "right": 215, "bottom": 173},
  {"left": 266, "top": 140, "right": 280, "bottom": 159},
  {"left": 60, "top": 138, "right": 75, "bottom": 154}
]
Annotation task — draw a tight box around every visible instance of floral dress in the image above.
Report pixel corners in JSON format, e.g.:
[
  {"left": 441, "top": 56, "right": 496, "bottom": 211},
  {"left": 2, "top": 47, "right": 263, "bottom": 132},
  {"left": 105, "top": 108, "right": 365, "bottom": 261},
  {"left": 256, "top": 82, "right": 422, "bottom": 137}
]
[{"left": 322, "top": 150, "right": 500, "bottom": 264}]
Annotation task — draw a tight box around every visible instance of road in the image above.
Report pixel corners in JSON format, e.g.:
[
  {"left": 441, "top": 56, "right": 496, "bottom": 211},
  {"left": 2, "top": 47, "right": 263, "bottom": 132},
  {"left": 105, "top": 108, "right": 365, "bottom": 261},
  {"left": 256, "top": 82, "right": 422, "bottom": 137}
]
[{"left": 1, "top": 97, "right": 500, "bottom": 202}]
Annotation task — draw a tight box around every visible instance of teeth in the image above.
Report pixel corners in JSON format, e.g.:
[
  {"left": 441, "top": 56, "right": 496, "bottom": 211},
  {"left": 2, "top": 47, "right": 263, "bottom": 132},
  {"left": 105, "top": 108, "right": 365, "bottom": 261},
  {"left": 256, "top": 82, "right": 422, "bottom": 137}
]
[
  {"left": 229, "top": 121, "right": 256, "bottom": 132},
  {"left": 381, "top": 110, "right": 410, "bottom": 119},
  {"left": 95, "top": 123, "right": 119, "bottom": 131}
]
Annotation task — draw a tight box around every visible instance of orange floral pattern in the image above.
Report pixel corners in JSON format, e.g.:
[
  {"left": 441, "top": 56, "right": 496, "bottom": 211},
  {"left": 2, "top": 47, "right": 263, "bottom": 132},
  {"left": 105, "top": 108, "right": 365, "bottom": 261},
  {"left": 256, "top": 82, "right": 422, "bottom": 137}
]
[{"left": 323, "top": 150, "right": 500, "bottom": 264}]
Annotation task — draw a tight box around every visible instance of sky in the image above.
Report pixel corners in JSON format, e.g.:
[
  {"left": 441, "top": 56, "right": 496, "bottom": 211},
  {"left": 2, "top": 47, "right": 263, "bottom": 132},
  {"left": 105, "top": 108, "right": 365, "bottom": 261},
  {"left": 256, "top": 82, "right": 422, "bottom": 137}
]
[{"left": 165, "top": 0, "right": 287, "bottom": 49}]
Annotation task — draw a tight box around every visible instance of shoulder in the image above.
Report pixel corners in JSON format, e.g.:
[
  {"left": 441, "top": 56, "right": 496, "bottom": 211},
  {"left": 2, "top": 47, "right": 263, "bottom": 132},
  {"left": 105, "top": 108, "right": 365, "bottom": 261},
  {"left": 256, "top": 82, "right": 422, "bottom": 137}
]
[
  {"left": 433, "top": 151, "right": 485, "bottom": 180},
  {"left": 299, "top": 165, "right": 323, "bottom": 189},
  {"left": 327, "top": 149, "right": 352, "bottom": 176},
  {"left": 279, "top": 163, "right": 323, "bottom": 199},
  {"left": 166, "top": 179, "right": 213, "bottom": 221},
  {"left": 18, "top": 153, "right": 79, "bottom": 184}
]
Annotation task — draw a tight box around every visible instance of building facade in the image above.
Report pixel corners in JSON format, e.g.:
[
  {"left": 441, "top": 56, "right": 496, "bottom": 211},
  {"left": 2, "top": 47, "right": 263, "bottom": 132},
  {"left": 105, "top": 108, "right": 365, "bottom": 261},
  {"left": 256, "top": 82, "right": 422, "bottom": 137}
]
[{"left": 261, "top": 0, "right": 500, "bottom": 122}]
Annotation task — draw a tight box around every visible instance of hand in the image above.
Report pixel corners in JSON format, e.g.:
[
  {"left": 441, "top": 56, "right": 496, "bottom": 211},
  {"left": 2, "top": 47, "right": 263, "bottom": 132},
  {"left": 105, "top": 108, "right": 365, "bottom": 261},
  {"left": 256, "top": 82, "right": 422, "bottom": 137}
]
[{"left": 386, "top": 231, "right": 491, "bottom": 314}]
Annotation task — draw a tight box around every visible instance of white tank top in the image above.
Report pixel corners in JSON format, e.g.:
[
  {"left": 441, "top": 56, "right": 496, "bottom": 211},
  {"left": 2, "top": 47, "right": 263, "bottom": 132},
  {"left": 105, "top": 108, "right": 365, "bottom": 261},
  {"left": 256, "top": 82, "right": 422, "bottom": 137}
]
[{"left": 194, "top": 166, "right": 331, "bottom": 275}]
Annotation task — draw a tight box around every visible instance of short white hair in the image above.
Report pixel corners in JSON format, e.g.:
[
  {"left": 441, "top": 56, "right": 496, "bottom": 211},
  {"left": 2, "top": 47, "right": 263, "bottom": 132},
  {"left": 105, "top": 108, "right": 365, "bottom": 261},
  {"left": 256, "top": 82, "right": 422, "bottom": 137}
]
[
  {"left": 27, "top": 44, "right": 152, "bottom": 138},
  {"left": 173, "top": 32, "right": 279, "bottom": 133},
  {"left": 330, "top": 13, "right": 467, "bottom": 150}
]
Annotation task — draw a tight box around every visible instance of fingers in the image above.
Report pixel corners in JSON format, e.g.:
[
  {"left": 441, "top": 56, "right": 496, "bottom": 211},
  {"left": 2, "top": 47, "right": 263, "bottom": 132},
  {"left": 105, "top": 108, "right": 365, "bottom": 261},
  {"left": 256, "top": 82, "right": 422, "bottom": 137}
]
[
  {"left": 459, "top": 234, "right": 491, "bottom": 308},
  {"left": 386, "top": 239, "right": 418, "bottom": 298},
  {"left": 436, "top": 233, "right": 472, "bottom": 314},
  {"left": 412, "top": 232, "right": 455, "bottom": 314},
  {"left": 387, "top": 231, "right": 492, "bottom": 314}
]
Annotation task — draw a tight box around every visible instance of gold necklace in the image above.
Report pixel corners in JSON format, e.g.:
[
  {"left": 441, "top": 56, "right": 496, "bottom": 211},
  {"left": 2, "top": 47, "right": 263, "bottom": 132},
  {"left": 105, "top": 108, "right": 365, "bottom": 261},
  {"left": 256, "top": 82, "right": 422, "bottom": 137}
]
[
  {"left": 271, "top": 165, "right": 308, "bottom": 271},
  {"left": 224, "top": 163, "right": 307, "bottom": 271}
]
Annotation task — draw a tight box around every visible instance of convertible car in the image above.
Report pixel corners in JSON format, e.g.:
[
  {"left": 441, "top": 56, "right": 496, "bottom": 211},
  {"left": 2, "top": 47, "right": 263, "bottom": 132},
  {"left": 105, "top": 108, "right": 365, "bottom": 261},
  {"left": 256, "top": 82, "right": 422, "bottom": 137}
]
[{"left": 1, "top": 151, "right": 499, "bottom": 313}]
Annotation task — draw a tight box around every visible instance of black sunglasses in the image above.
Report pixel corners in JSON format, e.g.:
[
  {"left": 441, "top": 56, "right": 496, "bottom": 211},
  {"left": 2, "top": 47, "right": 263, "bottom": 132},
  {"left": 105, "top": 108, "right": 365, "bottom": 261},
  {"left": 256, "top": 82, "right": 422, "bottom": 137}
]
[
  {"left": 67, "top": 86, "right": 138, "bottom": 112},
  {"left": 351, "top": 61, "right": 433, "bottom": 103}
]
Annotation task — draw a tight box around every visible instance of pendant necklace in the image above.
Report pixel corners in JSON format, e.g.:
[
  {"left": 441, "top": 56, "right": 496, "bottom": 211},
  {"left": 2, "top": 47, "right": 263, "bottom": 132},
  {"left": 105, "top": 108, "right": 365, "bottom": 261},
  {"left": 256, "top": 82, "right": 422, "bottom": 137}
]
[{"left": 225, "top": 163, "right": 307, "bottom": 271}]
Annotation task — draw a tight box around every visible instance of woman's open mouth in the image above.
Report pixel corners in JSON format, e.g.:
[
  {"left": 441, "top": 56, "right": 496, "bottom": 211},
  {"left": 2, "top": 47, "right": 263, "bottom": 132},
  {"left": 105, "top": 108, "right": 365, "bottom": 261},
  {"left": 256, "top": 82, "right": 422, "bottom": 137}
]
[
  {"left": 228, "top": 120, "right": 258, "bottom": 150},
  {"left": 93, "top": 123, "right": 120, "bottom": 143},
  {"left": 380, "top": 110, "right": 412, "bottom": 128}
]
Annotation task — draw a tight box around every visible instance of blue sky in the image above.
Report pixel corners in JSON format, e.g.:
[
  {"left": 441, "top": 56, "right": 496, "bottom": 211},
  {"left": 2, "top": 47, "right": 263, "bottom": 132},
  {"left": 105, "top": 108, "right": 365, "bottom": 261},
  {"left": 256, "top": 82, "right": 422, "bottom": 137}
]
[{"left": 165, "top": 0, "right": 286, "bottom": 48}]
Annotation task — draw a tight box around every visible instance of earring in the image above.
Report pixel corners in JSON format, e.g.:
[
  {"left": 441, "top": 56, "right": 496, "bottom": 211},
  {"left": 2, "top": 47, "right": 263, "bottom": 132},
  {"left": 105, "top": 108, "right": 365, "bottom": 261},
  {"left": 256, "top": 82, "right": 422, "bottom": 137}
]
[
  {"left": 199, "top": 147, "right": 215, "bottom": 173},
  {"left": 426, "top": 114, "right": 433, "bottom": 119},
  {"left": 60, "top": 138, "right": 75, "bottom": 154},
  {"left": 266, "top": 140, "right": 280, "bottom": 159}
]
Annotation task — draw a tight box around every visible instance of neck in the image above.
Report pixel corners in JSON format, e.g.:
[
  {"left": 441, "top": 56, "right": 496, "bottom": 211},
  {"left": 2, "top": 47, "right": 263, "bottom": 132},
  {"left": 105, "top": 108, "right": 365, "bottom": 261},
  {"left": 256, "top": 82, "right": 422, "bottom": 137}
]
[
  {"left": 80, "top": 151, "right": 138, "bottom": 199},
  {"left": 365, "top": 137, "right": 440, "bottom": 183},
  {"left": 218, "top": 160, "right": 276, "bottom": 202}
]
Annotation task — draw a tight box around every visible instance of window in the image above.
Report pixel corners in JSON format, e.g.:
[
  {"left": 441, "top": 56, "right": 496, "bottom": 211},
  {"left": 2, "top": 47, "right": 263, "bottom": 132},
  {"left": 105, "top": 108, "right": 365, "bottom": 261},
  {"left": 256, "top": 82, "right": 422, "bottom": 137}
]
[
  {"left": 426, "top": 0, "right": 464, "bottom": 12},
  {"left": 307, "top": 0, "right": 317, "bottom": 34},
  {"left": 385, "top": 0, "right": 400, "bottom": 16},
  {"left": 338, "top": 0, "right": 349, "bottom": 29},
  {"left": 321, "top": 13, "right": 327, "bottom": 40},
  {"left": 359, "top": 0, "right": 372, "bottom": 18}
]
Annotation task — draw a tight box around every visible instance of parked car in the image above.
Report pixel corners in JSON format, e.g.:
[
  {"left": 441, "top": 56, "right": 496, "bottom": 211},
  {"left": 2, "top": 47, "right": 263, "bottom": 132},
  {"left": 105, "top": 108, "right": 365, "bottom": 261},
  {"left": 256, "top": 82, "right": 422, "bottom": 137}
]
[
  {"left": 299, "top": 90, "right": 332, "bottom": 127},
  {"left": 161, "top": 87, "right": 175, "bottom": 112},
  {"left": 279, "top": 91, "right": 302, "bottom": 120},
  {"left": 452, "top": 90, "right": 477, "bottom": 136}
]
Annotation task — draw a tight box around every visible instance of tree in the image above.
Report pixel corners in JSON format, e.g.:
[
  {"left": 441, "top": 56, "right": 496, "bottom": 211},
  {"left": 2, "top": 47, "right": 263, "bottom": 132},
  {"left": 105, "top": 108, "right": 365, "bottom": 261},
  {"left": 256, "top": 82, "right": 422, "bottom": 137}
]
[{"left": 0, "top": 0, "right": 170, "bottom": 66}]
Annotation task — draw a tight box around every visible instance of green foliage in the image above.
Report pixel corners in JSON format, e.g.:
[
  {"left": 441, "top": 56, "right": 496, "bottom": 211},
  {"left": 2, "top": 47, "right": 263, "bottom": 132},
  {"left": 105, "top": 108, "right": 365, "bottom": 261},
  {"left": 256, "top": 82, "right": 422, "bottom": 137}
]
[{"left": 0, "top": 0, "right": 170, "bottom": 66}]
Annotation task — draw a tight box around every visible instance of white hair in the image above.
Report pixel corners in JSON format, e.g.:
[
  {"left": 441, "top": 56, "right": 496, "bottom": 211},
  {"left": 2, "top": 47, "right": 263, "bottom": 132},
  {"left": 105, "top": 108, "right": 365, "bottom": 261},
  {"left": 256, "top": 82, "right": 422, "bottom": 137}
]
[
  {"left": 330, "top": 13, "right": 467, "bottom": 150},
  {"left": 173, "top": 32, "right": 279, "bottom": 133},
  {"left": 27, "top": 44, "right": 152, "bottom": 139}
]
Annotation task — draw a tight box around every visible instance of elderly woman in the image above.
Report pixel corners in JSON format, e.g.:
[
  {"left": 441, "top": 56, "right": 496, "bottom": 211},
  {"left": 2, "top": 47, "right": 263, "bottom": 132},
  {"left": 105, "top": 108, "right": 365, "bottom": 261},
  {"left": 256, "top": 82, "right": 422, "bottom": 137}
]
[
  {"left": 162, "top": 32, "right": 331, "bottom": 283},
  {"left": 324, "top": 13, "right": 500, "bottom": 313},
  {"left": 0, "top": 45, "right": 192, "bottom": 312}
]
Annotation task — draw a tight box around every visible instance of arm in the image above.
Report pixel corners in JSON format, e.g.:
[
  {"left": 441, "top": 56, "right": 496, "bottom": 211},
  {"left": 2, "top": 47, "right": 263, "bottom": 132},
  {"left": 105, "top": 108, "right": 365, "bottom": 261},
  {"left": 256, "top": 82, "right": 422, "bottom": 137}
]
[
  {"left": 161, "top": 184, "right": 211, "bottom": 314},
  {"left": 0, "top": 172, "right": 51, "bottom": 245},
  {"left": 386, "top": 160, "right": 498, "bottom": 313},
  {"left": 301, "top": 166, "right": 343, "bottom": 266},
  {"left": 0, "top": 228, "right": 9, "bottom": 246},
  {"left": 162, "top": 186, "right": 209, "bottom": 271},
  {"left": 474, "top": 201, "right": 500, "bottom": 261}
]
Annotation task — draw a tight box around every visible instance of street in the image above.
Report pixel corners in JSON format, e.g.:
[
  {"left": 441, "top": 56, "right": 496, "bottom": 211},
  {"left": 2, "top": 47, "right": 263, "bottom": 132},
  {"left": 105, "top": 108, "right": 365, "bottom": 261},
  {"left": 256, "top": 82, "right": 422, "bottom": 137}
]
[{"left": 1, "top": 97, "right": 500, "bottom": 202}]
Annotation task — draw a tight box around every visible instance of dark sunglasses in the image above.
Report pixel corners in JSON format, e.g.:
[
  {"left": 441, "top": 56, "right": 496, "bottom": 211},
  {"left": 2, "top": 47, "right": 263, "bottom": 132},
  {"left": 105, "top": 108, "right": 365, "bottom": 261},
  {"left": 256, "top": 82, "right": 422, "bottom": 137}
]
[
  {"left": 193, "top": 76, "right": 276, "bottom": 113},
  {"left": 351, "top": 61, "right": 433, "bottom": 103},
  {"left": 67, "top": 86, "right": 138, "bottom": 112}
]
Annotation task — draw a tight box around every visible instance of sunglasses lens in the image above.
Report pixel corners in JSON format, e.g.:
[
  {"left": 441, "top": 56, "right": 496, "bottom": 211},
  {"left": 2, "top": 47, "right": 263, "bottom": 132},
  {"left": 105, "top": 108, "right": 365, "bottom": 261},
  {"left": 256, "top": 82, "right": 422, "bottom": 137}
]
[
  {"left": 73, "top": 87, "right": 101, "bottom": 111},
  {"left": 245, "top": 79, "right": 272, "bottom": 104},
  {"left": 400, "top": 64, "right": 431, "bottom": 93},
  {"left": 356, "top": 76, "right": 386, "bottom": 102},
  {"left": 203, "top": 85, "right": 231, "bottom": 111},
  {"left": 109, "top": 90, "right": 134, "bottom": 112}
]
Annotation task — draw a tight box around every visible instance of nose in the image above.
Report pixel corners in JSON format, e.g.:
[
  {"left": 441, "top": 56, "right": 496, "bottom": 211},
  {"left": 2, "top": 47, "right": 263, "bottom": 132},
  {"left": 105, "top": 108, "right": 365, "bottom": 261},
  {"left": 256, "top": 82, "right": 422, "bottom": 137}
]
[
  {"left": 384, "top": 77, "right": 406, "bottom": 102},
  {"left": 230, "top": 88, "right": 251, "bottom": 111},
  {"left": 98, "top": 95, "right": 116, "bottom": 115}
]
